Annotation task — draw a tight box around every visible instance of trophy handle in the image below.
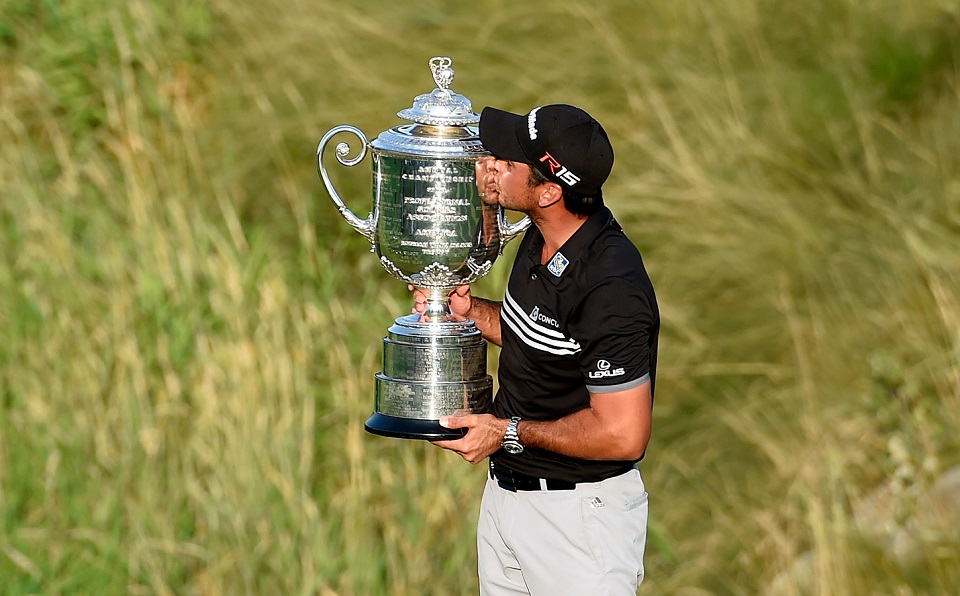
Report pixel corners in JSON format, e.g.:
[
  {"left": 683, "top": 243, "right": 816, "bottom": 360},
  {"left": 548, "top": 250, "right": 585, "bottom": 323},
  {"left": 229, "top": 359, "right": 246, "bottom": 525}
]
[
  {"left": 317, "top": 125, "right": 376, "bottom": 243},
  {"left": 497, "top": 212, "right": 531, "bottom": 253}
]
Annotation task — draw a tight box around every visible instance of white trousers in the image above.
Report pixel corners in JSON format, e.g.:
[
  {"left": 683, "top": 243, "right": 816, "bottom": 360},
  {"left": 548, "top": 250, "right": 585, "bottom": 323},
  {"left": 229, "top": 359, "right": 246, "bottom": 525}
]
[{"left": 477, "top": 466, "right": 648, "bottom": 596}]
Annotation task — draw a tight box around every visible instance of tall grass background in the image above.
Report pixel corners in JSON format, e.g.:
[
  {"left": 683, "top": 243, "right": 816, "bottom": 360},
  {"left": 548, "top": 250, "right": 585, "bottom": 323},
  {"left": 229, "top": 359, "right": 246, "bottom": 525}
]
[{"left": 1, "top": 0, "right": 959, "bottom": 593}]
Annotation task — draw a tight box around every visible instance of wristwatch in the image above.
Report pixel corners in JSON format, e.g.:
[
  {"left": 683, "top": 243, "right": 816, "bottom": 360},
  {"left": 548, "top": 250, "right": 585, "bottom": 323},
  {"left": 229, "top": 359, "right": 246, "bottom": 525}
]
[{"left": 502, "top": 416, "right": 524, "bottom": 455}]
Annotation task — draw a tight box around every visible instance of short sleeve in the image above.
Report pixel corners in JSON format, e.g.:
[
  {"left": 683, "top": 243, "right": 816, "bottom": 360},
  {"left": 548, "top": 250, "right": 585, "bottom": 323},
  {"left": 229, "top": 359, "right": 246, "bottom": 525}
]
[{"left": 567, "top": 278, "right": 655, "bottom": 393}]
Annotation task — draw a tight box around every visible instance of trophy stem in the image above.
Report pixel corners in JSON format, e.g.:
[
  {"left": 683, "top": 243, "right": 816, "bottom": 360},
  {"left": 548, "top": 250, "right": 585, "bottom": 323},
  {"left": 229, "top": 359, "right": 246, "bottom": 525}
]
[{"left": 421, "top": 287, "right": 456, "bottom": 323}]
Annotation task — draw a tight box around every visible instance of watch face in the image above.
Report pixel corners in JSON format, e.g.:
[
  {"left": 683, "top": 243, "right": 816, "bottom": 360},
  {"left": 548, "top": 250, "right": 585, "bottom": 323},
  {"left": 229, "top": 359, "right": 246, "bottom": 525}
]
[{"left": 503, "top": 441, "right": 524, "bottom": 455}]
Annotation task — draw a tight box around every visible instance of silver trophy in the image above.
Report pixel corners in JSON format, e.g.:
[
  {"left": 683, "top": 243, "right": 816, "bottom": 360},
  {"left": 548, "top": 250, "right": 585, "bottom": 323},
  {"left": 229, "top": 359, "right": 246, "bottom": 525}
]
[{"left": 317, "top": 57, "right": 529, "bottom": 439}]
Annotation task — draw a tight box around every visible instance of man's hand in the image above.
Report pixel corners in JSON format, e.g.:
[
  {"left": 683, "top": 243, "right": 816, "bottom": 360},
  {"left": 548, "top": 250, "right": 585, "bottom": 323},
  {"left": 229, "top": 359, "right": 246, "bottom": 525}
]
[
  {"left": 410, "top": 284, "right": 473, "bottom": 322},
  {"left": 431, "top": 413, "right": 508, "bottom": 464}
]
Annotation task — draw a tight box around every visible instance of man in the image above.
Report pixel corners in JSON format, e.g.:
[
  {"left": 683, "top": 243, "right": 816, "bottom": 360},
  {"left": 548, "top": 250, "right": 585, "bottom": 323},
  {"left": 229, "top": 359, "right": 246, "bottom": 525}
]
[{"left": 413, "top": 104, "right": 659, "bottom": 595}]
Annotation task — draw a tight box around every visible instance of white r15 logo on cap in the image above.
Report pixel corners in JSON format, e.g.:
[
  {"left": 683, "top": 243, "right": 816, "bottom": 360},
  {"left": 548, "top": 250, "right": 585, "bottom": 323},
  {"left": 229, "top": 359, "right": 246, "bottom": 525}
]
[{"left": 540, "top": 152, "right": 581, "bottom": 187}]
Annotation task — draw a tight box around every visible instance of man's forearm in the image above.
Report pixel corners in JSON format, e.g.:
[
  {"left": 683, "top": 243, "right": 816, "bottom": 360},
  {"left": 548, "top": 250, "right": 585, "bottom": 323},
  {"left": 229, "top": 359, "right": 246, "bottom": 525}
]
[
  {"left": 516, "top": 412, "right": 646, "bottom": 461},
  {"left": 467, "top": 297, "right": 502, "bottom": 345},
  {"left": 515, "top": 385, "right": 653, "bottom": 462}
]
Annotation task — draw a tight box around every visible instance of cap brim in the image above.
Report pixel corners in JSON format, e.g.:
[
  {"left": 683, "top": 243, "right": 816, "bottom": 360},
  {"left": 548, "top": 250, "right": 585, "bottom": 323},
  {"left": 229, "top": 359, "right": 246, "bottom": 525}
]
[{"left": 479, "top": 107, "right": 530, "bottom": 164}]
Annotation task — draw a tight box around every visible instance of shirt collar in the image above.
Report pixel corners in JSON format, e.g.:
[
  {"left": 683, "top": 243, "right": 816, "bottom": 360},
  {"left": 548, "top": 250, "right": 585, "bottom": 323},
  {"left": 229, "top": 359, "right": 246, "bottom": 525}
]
[{"left": 524, "top": 206, "right": 615, "bottom": 286}]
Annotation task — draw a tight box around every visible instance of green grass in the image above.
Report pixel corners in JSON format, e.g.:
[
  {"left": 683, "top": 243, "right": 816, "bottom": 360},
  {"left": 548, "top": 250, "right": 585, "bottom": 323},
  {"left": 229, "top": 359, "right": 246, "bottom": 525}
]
[{"left": 1, "top": 0, "right": 959, "bottom": 593}]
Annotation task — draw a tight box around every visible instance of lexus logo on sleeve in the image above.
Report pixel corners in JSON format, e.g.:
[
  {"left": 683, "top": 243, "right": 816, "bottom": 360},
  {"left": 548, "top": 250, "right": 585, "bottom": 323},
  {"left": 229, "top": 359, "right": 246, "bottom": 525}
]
[{"left": 588, "top": 359, "right": 625, "bottom": 379}]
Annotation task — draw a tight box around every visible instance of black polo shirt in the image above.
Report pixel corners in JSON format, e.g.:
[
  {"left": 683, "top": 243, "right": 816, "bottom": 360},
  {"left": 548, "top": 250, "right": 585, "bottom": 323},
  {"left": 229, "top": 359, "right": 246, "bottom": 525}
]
[{"left": 491, "top": 205, "right": 659, "bottom": 483}]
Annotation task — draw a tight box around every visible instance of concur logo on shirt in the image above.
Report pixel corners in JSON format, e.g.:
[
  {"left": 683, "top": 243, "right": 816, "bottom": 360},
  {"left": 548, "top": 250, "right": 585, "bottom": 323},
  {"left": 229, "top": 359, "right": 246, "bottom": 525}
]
[
  {"left": 588, "top": 359, "right": 625, "bottom": 379},
  {"left": 529, "top": 306, "right": 559, "bottom": 328}
]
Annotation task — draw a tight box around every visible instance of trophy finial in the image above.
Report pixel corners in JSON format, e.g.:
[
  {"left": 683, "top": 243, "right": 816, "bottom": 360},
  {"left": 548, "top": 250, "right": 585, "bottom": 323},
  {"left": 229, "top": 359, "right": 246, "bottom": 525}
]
[
  {"left": 430, "top": 56, "right": 454, "bottom": 91},
  {"left": 397, "top": 56, "right": 478, "bottom": 126}
]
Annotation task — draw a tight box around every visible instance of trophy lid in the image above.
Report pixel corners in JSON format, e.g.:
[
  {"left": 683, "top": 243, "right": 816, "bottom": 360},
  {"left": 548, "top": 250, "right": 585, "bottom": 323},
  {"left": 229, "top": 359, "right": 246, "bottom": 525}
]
[
  {"left": 396, "top": 57, "right": 480, "bottom": 126},
  {"left": 371, "top": 57, "right": 484, "bottom": 157}
]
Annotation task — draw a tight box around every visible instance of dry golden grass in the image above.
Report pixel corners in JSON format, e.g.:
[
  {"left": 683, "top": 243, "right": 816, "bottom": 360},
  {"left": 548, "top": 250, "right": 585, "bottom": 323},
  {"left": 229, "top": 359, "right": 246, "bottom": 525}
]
[{"left": 0, "top": 0, "right": 958, "bottom": 593}]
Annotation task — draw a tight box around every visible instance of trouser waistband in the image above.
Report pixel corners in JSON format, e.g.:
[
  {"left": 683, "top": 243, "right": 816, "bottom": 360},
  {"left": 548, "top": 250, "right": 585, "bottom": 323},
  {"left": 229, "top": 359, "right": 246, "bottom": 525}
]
[{"left": 489, "top": 460, "right": 577, "bottom": 492}]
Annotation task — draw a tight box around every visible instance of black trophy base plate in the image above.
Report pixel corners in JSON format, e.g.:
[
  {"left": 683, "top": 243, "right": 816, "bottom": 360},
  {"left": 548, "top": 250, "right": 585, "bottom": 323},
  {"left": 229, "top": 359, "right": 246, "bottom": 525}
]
[{"left": 365, "top": 412, "right": 467, "bottom": 440}]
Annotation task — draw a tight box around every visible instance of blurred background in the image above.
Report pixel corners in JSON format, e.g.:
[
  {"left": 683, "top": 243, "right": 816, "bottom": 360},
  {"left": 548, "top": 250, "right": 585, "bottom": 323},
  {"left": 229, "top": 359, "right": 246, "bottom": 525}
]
[{"left": 1, "top": 0, "right": 959, "bottom": 593}]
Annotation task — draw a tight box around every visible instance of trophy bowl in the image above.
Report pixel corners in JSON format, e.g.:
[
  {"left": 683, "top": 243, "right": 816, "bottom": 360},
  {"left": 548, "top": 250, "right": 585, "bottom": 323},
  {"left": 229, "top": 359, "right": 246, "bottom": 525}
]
[{"left": 317, "top": 57, "right": 529, "bottom": 439}]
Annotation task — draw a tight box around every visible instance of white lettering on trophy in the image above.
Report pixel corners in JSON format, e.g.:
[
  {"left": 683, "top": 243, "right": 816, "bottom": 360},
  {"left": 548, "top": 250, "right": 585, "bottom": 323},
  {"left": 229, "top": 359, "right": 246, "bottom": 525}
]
[
  {"left": 399, "top": 240, "right": 473, "bottom": 249},
  {"left": 401, "top": 174, "right": 473, "bottom": 183},
  {"left": 400, "top": 163, "right": 473, "bottom": 184},
  {"left": 400, "top": 195, "right": 471, "bottom": 223},
  {"left": 406, "top": 213, "right": 468, "bottom": 222},
  {"left": 414, "top": 228, "right": 456, "bottom": 238},
  {"left": 402, "top": 196, "right": 471, "bottom": 206}
]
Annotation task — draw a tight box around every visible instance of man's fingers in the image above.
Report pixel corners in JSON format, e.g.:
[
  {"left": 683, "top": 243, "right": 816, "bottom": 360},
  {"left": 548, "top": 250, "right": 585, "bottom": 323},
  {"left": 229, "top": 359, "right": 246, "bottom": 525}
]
[{"left": 439, "top": 415, "right": 467, "bottom": 429}]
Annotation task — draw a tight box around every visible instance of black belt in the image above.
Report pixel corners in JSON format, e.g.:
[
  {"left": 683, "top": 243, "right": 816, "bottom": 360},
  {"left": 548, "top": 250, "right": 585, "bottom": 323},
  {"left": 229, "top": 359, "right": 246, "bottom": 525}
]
[{"left": 489, "top": 460, "right": 577, "bottom": 492}]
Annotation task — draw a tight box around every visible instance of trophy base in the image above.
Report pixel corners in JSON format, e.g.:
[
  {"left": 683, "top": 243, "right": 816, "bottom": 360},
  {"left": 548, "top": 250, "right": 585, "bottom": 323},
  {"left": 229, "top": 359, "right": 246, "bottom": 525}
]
[
  {"left": 364, "top": 412, "right": 467, "bottom": 440},
  {"left": 366, "top": 313, "right": 492, "bottom": 441}
]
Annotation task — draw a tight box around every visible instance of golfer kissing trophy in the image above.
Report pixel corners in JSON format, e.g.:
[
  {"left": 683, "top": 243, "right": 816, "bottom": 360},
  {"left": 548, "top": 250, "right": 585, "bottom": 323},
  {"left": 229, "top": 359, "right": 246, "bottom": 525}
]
[{"left": 317, "top": 57, "right": 529, "bottom": 440}]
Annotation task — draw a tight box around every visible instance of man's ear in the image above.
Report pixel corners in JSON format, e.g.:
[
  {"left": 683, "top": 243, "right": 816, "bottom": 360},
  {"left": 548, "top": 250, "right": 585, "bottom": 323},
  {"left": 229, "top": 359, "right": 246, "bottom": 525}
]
[{"left": 538, "top": 182, "right": 564, "bottom": 209}]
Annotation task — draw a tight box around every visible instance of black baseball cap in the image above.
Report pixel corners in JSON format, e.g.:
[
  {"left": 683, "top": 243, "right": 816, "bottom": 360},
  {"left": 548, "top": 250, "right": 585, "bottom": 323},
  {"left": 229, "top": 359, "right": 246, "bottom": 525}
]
[{"left": 479, "top": 104, "right": 614, "bottom": 195}]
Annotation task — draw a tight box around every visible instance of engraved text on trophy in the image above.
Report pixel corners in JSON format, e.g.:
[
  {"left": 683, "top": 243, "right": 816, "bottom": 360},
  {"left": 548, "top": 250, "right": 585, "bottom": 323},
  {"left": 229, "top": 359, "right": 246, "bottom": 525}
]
[{"left": 376, "top": 157, "right": 481, "bottom": 276}]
